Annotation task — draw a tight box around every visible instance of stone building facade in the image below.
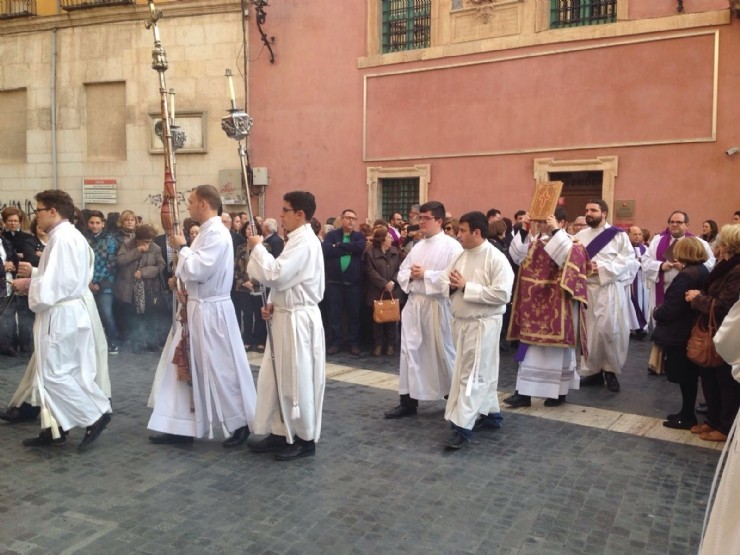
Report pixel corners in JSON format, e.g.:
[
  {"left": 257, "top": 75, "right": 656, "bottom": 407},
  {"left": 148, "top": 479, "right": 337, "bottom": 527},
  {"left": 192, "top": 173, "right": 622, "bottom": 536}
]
[{"left": 0, "top": 0, "right": 247, "bottom": 226}]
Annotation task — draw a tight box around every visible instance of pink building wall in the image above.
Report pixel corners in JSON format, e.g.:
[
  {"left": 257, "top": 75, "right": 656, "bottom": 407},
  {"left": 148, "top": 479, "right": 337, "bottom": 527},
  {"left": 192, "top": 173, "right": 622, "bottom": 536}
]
[{"left": 249, "top": 2, "right": 740, "bottom": 234}]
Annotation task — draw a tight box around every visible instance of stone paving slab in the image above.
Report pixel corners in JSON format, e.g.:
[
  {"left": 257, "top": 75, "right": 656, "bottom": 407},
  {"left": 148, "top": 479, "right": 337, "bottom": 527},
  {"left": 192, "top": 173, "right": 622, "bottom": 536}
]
[{"left": 0, "top": 342, "right": 721, "bottom": 555}]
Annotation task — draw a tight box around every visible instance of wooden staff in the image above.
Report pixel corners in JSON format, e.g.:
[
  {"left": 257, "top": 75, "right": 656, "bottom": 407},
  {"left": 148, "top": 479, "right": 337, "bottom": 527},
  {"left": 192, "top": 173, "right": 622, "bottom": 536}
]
[{"left": 145, "top": 0, "right": 191, "bottom": 383}]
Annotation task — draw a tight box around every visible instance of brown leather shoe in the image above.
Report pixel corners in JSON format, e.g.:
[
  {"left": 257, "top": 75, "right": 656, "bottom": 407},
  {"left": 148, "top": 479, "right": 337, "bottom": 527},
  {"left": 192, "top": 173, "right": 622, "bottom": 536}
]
[
  {"left": 690, "top": 423, "right": 714, "bottom": 435},
  {"left": 386, "top": 346, "right": 395, "bottom": 356},
  {"left": 699, "top": 430, "right": 727, "bottom": 442},
  {"left": 327, "top": 345, "right": 340, "bottom": 355},
  {"left": 350, "top": 346, "right": 361, "bottom": 356},
  {"left": 372, "top": 346, "right": 382, "bottom": 357}
]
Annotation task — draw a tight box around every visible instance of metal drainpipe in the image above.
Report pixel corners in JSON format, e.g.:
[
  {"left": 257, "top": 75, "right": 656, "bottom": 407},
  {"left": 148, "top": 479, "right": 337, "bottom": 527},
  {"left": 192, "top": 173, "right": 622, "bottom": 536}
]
[{"left": 50, "top": 28, "right": 58, "bottom": 189}]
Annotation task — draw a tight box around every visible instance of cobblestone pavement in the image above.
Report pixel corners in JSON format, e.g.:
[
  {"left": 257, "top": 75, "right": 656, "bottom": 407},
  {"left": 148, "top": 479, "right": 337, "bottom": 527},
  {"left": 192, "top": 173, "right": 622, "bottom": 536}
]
[{"left": 0, "top": 336, "right": 721, "bottom": 554}]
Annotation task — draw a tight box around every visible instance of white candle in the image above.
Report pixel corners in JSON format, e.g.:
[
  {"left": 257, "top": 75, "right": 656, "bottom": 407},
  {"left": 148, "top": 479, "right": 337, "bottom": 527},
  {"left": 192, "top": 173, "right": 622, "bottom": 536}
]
[{"left": 226, "top": 69, "right": 236, "bottom": 107}]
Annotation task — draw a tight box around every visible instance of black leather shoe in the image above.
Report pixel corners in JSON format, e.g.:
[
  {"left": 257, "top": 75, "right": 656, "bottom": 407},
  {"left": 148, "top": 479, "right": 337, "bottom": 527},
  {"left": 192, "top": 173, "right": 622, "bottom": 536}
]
[
  {"left": 544, "top": 395, "right": 566, "bottom": 407},
  {"left": 149, "top": 433, "right": 194, "bottom": 445},
  {"left": 662, "top": 418, "right": 697, "bottom": 430},
  {"left": 23, "top": 428, "right": 67, "bottom": 447},
  {"left": 580, "top": 371, "right": 605, "bottom": 387},
  {"left": 604, "top": 372, "right": 620, "bottom": 393},
  {"left": 247, "top": 433, "right": 288, "bottom": 453},
  {"left": 502, "top": 391, "right": 519, "bottom": 404},
  {"left": 78, "top": 413, "right": 112, "bottom": 451},
  {"left": 503, "top": 393, "right": 531, "bottom": 408},
  {"left": 383, "top": 405, "right": 417, "bottom": 419},
  {"left": 666, "top": 413, "right": 681, "bottom": 421},
  {"left": 222, "top": 425, "right": 250, "bottom": 448},
  {"left": 274, "top": 439, "right": 315, "bottom": 461},
  {"left": 444, "top": 430, "right": 469, "bottom": 450},
  {"left": 0, "top": 406, "right": 38, "bottom": 424}
]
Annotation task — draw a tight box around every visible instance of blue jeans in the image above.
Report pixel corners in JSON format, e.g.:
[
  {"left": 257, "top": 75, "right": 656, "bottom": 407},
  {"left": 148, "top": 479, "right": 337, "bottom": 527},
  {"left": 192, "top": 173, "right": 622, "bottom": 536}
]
[{"left": 93, "top": 290, "right": 118, "bottom": 343}]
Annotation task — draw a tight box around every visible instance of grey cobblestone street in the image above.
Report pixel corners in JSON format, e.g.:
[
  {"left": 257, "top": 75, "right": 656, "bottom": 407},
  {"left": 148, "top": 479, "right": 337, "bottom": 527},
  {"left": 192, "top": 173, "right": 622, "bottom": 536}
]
[{"left": 0, "top": 337, "right": 720, "bottom": 554}]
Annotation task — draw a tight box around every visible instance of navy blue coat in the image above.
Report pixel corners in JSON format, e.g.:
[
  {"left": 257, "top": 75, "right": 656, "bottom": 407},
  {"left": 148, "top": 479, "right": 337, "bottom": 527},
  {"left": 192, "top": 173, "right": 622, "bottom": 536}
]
[{"left": 322, "top": 228, "right": 366, "bottom": 285}]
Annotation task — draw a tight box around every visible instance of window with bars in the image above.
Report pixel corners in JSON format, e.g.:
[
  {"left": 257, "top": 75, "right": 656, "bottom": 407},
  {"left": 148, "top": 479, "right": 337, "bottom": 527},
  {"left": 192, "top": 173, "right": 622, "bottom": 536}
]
[
  {"left": 382, "top": 0, "right": 432, "bottom": 54},
  {"left": 380, "top": 177, "right": 419, "bottom": 222},
  {"left": 61, "top": 0, "right": 134, "bottom": 11},
  {"left": 0, "top": 0, "right": 36, "bottom": 19},
  {"left": 550, "top": 0, "right": 617, "bottom": 28}
]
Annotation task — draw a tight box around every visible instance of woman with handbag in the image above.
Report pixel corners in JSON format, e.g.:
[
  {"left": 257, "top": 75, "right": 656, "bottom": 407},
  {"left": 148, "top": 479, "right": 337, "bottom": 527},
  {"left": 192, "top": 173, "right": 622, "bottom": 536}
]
[
  {"left": 685, "top": 223, "right": 740, "bottom": 442},
  {"left": 651, "top": 237, "right": 709, "bottom": 430},
  {"left": 114, "top": 224, "right": 165, "bottom": 354},
  {"left": 363, "top": 226, "right": 401, "bottom": 356}
]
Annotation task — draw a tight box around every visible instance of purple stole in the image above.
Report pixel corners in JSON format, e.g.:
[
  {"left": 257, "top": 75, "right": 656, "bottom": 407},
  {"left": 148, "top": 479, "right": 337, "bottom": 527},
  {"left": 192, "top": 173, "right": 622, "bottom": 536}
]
[
  {"left": 585, "top": 226, "right": 622, "bottom": 259},
  {"left": 655, "top": 229, "right": 695, "bottom": 306},
  {"left": 388, "top": 226, "right": 402, "bottom": 249},
  {"left": 507, "top": 237, "right": 589, "bottom": 359},
  {"left": 630, "top": 244, "right": 647, "bottom": 329}
]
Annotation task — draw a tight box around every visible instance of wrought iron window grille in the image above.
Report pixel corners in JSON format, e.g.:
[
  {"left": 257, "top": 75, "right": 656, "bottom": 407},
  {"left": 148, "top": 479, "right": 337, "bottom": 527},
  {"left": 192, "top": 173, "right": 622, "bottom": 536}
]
[
  {"left": 382, "top": 0, "right": 432, "bottom": 54},
  {"left": 0, "top": 0, "right": 36, "bottom": 19},
  {"left": 381, "top": 177, "right": 420, "bottom": 223},
  {"left": 61, "top": 0, "right": 135, "bottom": 11},
  {"left": 550, "top": 0, "right": 617, "bottom": 28}
]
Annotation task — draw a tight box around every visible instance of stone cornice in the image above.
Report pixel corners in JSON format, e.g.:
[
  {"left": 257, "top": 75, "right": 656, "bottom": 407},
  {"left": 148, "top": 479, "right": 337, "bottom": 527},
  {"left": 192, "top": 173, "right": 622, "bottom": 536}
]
[{"left": 0, "top": 0, "right": 240, "bottom": 36}]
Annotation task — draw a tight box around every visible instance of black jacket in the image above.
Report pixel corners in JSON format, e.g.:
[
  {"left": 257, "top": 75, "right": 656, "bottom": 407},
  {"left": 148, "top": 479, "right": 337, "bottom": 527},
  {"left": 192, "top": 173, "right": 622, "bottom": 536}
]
[
  {"left": 652, "top": 264, "right": 709, "bottom": 347},
  {"left": 264, "top": 233, "right": 284, "bottom": 258},
  {"left": 2, "top": 229, "right": 33, "bottom": 262},
  {"left": 322, "top": 228, "right": 366, "bottom": 285}
]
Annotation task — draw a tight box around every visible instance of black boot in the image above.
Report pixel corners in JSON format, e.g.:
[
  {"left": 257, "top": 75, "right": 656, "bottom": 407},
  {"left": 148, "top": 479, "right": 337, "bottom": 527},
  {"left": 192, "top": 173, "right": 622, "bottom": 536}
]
[
  {"left": 23, "top": 427, "right": 67, "bottom": 447},
  {"left": 580, "top": 370, "right": 605, "bottom": 387},
  {"left": 274, "top": 437, "right": 316, "bottom": 461},
  {"left": 384, "top": 394, "right": 418, "bottom": 419},
  {"left": 544, "top": 395, "right": 566, "bottom": 407},
  {"left": 222, "top": 425, "right": 250, "bottom": 448},
  {"left": 503, "top": 393, "right": 531, "bottom": 408},
  {"left": 604, "top": 371, "right": 620, "bottom": 393}
]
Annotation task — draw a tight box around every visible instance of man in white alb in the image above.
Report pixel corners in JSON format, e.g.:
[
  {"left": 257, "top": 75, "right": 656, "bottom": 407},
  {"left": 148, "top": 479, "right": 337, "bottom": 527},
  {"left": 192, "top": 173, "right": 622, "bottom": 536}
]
[
  {"left": 384, "top": 201, "right": 463, "bottom": 419},
  {"left": 440, "top": 211, "right": 513, "bottom": 449},
  {"left": 12, "top": 190, "right": 111, "bottom": 450},
  {"left": 574, "top": 200, "right": 635, "bottom": 393},
  {"left": 148, "top": 184, "right": 256, "bottom": 447},
  {"left": 246, "top": 191, "right": 326, "bottom": 461}
]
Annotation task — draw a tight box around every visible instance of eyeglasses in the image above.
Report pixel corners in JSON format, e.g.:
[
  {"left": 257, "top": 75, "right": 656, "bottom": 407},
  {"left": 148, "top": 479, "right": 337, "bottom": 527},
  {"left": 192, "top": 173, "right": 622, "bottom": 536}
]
[
  {"left": 668, "top": 220, "right": 686, "bottom": 225},
  {"left": 419, "top": 215, "right": 436, "bottom": 222},
  {"left": 281, "top": 207, "right": 295, "bottom": 213},
  {"left": 343, "top": 215, "right": 357, "bottom": 220},
  {"left": 32, "top": 207, "right": 52, "bottom": 215}
]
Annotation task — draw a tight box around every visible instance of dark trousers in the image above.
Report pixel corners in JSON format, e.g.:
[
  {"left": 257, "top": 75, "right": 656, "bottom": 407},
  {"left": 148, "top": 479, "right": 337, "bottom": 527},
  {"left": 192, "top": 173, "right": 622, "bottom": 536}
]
[
  {"left": 11, "top": 295, "right": 34, "bottom": 349},
  {"left": 372, "top": 320, "right": 396, "bottom": 349},
  {"left": 326, "top": 282, "right": 362, "bottom": 348},
  {"left": 235, "top": 291, "right": 267, "bottom": 346},
  {"left": 700, "top": 363, "right": 740, "bottom": 435},
  {"left": 664, "top": 345, "right": 699, "bottom": 420},
  {"left": 0, "top": 298, "right": 15, "bottom": 350}
]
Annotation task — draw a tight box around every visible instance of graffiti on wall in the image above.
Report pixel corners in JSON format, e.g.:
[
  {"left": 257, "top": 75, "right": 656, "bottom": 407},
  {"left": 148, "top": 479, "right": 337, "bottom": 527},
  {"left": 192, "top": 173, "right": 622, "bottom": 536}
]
[
  {"left": 144, "top": 192, "right": 187, "bottom": 209},
  {"left": 0, "top": 199, "right": 35, "bottom": 216}
]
